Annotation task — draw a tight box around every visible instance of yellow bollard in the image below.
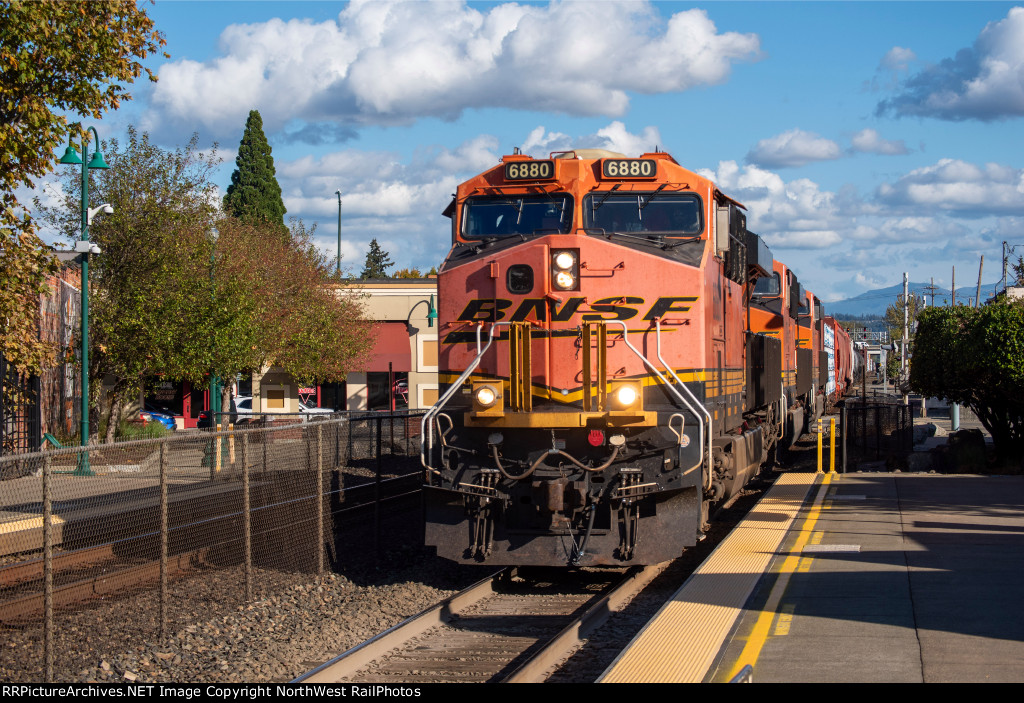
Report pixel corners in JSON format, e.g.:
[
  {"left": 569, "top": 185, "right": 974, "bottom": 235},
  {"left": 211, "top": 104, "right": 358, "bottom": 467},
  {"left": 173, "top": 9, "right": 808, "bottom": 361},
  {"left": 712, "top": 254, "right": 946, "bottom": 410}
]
[
  {"left": 816, "top": 418, "right": 823, "bottom": 473},
  {"left": 229, "top": 422, "right": 235, "bottom": 464},
  {"left": 215, "top": 423, "right": 222, "bottom": 473},
  {"left": 830, "top": 417, "right": 836, "bottom": 474}
]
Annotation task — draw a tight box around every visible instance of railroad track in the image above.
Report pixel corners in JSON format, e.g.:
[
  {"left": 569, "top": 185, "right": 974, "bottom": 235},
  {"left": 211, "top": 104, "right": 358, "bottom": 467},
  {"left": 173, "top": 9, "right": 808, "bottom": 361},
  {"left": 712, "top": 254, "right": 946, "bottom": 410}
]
[
  {"left": 296, "top": 564, "right": 667, "bottom": 684},
  {"left": 0, "top": 472, "right": 424, "bottom": 622}
]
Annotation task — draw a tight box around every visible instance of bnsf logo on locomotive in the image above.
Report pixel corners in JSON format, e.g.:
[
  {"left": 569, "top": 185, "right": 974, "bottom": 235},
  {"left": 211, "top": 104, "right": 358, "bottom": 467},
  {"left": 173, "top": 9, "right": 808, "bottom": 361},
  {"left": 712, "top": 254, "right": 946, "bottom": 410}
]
[{"left": 455, "top": 296, "right": 697, "bottom": 324}]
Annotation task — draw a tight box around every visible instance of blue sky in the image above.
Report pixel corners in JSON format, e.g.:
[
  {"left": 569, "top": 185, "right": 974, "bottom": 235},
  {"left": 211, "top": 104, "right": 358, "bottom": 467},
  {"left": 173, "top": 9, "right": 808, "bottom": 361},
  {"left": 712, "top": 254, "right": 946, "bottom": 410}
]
[{"left": 35, "top": 1, "right": 1024, "bottom": 301}]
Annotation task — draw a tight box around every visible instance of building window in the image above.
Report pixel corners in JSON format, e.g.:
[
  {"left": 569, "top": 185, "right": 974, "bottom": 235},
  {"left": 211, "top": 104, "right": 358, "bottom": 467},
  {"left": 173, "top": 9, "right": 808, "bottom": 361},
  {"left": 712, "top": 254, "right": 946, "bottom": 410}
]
[
  {"left": 368, "top": 372, "right": 408, "bottom": 411},
  {"left": 418, "top": 335, "right": 438, "bottom": 372},
  {"left": 419, "top": 384, "right": 439, "bottom": 408},
  {"left": 263, "top": 385, "right": 286, "bottom": 410}
]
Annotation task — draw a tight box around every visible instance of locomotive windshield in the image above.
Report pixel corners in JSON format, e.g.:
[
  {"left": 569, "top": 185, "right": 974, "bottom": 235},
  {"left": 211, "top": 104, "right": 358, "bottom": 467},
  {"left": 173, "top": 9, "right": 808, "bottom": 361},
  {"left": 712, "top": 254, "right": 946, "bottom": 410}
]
[
  {"left": 583, "top": 192, "right": 703, "bottom": 240},
  {"left": 752, "top": 272, "right": 781, "bottom": 297},
  {"left": 462, "top": 195, "right": 572, "bottom": 239}
]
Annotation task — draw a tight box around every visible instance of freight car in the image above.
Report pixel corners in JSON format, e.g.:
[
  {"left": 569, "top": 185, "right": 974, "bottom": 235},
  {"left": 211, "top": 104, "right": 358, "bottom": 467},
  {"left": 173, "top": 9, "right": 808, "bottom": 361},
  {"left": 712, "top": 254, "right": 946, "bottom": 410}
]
[{"left": 421, "top": 149, "right": 831, "bottom": 566}]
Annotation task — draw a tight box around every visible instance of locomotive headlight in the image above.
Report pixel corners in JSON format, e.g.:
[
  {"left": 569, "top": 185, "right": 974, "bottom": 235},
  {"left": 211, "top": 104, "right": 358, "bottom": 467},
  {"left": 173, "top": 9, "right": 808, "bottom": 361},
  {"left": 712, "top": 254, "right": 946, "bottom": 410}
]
[
  {"left": 554, "top": 270, "right": 575, "bottom": 289},
  {"left": 475, "top": 386, "right": 497, "bottom": 407},
  {"left": 471, "top": 380, "right": 504, "bottom": 415},
  {"left": 609, "top": 381, "right": 643, "bottom": 411},
  {"left": 554, "top": 251, "right": 576, "bottom": 270},
  {"left": 616, "top": 385, "right": 637, "bottom": 406},
  {"left": 551, "top": 249, "right": 579, "bottom": 291}
]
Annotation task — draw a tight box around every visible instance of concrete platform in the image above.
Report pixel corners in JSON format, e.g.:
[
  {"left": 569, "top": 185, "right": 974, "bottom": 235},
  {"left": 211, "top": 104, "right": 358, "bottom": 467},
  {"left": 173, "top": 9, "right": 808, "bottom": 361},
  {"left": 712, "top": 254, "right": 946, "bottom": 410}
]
[
  {"left": 707, "top": 473, "right": 1024, "bottom": 683},
  {"left": 603, "top": 472, "right": 1024, "bottom": 683}
]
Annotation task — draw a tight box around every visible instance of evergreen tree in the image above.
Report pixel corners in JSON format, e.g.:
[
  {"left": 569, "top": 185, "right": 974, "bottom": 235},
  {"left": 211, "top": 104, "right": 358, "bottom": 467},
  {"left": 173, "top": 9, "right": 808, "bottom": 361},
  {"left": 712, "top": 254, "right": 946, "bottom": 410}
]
[
  {"left": 223, "top": 110, "right": 286, "bottom": 233},
  {"left": 361, "top": 239, "right": 394, "bottom": 279}
]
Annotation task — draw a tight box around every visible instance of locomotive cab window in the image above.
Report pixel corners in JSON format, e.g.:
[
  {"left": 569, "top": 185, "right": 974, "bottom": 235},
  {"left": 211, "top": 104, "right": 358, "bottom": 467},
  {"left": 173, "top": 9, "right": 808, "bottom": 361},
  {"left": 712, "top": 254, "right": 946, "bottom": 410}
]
[
  {"left": 752, "top": 272, "right": 781, "bottom": 297},
  {"left": 462, "top": 195, "right": 572, "bottom": 239},
  {"left": 583, "top": 192, "right": 702, "bottom": 241}
]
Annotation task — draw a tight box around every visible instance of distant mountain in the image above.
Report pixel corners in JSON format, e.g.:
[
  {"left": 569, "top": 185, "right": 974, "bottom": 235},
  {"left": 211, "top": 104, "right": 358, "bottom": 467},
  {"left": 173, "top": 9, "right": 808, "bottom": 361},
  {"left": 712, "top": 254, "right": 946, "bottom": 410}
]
[{"left": 825, "top": 280, "right": 1004, "bottom": 317}]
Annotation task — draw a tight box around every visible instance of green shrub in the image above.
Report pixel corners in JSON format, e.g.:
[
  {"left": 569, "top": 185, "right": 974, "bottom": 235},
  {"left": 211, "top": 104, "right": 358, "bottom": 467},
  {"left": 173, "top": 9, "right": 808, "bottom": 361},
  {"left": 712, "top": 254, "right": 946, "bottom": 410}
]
[
  {"left": 115, "top": 419, "right": 168, "bottom": 441},
  {"left": 911, "top": 300, "right": 1024, "bottom": 465}
]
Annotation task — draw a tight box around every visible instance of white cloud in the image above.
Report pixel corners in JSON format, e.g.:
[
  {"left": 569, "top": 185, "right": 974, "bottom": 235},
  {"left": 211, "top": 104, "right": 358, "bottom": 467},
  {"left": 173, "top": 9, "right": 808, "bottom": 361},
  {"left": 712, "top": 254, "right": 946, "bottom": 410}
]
[
  {"left": 876, "top": 158, "right": 1024, "bottom": 214},
  {"left": 275, "top": 134, "right": 503, "bottom": 270},
  {"left": 145, "top": 1, "right": 761, "bottom": 141},
  {"left": 880, "top": 46, "right": 917, "bottom": 73},
  {"left": 768, "top": 230, "right": 841, "bottom": 249},
  {"left": 877, "top": 7, "right": 1024, "bottom": 121},
  {"left": 521, "top": 122, "right": 662, "bottom": 157},
  {"left": 849, "top": 128, "right": 910, "bottom": 156},
  {"left": 745, "top": 129, "right": 842, "bottom": 168},
  {"left": 700, "top": 160, "right": 841, "bottom": 248}
]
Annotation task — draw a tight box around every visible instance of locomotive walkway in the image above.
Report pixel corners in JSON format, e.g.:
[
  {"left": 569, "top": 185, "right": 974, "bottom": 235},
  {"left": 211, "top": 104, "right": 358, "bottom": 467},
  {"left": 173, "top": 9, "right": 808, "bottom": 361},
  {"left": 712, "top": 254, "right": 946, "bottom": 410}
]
[{"left": 601, "top": 469, "right": 1024, "bottom": 683}]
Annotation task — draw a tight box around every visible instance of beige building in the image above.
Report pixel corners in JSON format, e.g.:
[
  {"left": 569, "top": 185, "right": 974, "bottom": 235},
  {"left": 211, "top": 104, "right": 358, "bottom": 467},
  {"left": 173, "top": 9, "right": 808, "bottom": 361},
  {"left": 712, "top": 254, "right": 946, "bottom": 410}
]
[
  {"left": 145, "top": 278, "right": 440, "bottom": 426},
  {"left": 333, "top": 278, "right": 440, "bottom": 411}
]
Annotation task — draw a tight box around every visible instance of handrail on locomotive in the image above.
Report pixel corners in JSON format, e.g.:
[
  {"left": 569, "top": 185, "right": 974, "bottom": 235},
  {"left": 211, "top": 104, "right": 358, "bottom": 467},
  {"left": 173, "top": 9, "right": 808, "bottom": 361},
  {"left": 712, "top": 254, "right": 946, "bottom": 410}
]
[{"left": 421, "top": 318, "right": 713, "bottom": 481}]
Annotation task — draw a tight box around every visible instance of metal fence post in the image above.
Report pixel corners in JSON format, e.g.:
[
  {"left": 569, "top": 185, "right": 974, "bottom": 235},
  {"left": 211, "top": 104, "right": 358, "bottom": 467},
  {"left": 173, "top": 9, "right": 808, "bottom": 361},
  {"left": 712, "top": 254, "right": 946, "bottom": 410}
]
[
  {"left": 861, "top": 400, "right": 866, "bottom": 459},
  {"left": 317, "top": 424, "right": 324, "bottom": 575},
  {"left": 874, "top": 404, "right": 881, "bottom": 461},
  {"left": 43, "top": 453, "right": 53, "bottom": 683},
  {"left": 840, "top": 405, "right": 848, "bottom": 474},
  {"left": 375, "top": 415, "right": 382, "bottom": 562},
  {"left": 347, "top": 414, "right": 353, "bottom": 465},
  {"left": 243, "top": 432, "right": 252, "bottom": 601},
  {"left": 160, "top": 440, "right": 168, "bottom": 639}
]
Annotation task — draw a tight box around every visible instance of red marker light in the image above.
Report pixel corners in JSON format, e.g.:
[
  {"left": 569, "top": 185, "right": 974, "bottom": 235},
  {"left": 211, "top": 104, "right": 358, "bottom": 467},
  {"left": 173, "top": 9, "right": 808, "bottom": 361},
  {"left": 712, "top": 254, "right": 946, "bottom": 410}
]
[{"left": 588, "top": 430, "right": 605, "bottom": 446}]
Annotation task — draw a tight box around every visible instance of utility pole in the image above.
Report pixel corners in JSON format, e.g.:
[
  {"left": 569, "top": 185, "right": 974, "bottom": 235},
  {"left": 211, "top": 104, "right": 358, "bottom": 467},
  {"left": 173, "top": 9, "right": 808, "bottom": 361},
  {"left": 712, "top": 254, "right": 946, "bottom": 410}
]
[
  {"left": 975, "top": 255, "right": 984, "bottom": 307},
  {"left": 902, "top": 273, "right": 909, "bottom": 406},
  {"left": 951, "top": 266, "right": 956, "bottom": 306},
  {"left": 924, "top": 277, "right": 937, "bottom": 307}
]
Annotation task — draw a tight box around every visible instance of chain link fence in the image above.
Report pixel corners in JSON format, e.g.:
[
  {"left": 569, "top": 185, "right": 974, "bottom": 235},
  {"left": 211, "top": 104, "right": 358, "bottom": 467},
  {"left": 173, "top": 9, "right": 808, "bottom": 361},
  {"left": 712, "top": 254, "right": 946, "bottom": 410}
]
[
  {"left": 0, "top": 411, "right": 424, "bottom": 682},
  {"left": 838, "top": 395, "right": 913, "bottom": 467}
]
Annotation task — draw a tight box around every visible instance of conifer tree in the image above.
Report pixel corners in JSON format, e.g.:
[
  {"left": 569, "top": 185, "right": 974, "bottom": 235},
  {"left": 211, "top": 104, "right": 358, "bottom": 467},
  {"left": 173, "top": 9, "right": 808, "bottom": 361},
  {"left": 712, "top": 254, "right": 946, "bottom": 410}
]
[
  {"left": 223, "top": 110, "right": 286, "bottom": 233},
  {"left": 361, "top": 239, "right": 394, "bottom": 279}
]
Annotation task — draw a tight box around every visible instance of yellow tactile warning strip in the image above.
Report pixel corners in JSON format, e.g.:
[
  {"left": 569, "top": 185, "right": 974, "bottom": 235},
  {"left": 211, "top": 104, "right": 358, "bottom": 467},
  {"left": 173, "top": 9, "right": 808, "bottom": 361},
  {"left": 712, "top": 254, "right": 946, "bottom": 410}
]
[
  {"left": 0, "top": 511, "right": 66, "bottom": 535},
  {"left": 599, "top": 472, "right": 821, "bottom": 683}
]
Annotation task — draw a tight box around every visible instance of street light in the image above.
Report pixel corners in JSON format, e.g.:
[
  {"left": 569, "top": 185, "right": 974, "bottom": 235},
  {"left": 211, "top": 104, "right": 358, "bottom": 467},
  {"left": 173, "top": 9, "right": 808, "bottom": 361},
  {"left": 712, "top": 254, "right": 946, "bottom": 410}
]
[
  {"left": 58, "top": 125, "right": 111, "bottom": 475},
  {"left": 209, "top": 226, "right": 221, "bottom": 428},
  {"left": 335, "top": 190, "right": 342, "bottom": 277}
]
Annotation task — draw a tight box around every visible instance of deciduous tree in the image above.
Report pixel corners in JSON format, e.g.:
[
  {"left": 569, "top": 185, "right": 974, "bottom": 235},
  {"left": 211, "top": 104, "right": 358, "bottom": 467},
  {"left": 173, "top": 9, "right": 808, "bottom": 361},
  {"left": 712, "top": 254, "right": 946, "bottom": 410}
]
[
  {"left": 0, "top": 0, "right": 164, "bottom": 391},
  {"left": 37, "top": 128, "right": 222, "bottom": 440}
]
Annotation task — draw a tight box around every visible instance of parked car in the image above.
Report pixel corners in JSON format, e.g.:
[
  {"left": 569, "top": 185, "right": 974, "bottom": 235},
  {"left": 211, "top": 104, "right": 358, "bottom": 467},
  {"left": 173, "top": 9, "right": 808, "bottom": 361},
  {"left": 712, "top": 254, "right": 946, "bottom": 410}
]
[
  {"left": 299, "top": 400, "right": 333, "bottom": 421},
  {"left": 141, "top": 403, "right": 177, "bottom": 431},
  {"left": 197, "top": 396, "right": 253, "bottom": 429},
  {"left": 230, "top": 396, "right": 256, "bottom": 425},
  {"left": 393, "top": 379, "right": 409, "bottom": 404}
]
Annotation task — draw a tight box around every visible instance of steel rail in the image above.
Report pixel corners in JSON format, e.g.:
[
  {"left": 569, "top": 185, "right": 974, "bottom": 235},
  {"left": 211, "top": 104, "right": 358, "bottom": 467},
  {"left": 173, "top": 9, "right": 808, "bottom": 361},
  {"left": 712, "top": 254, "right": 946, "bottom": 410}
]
[
  {"left": 295, "top": 564, "right": 667, "bottom": 684},
  {"left": 294, "top": 570, "right": 507, "bottom": 683},
  {"left": 0, "top": 474, "right": 425, "bottom": 620},
  {"left": 500, "top": 562, "right": 669, "bottom": 682}
]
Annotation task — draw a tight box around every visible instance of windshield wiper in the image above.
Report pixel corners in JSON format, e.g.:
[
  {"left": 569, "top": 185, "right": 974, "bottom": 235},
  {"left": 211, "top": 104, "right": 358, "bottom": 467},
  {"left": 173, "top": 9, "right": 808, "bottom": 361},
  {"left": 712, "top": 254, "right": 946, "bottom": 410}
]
[
  {"left": 662, "top": 235, "right": 702, "bottom": 249},
  {"left": 640, "top": 183, "right": 668, "bottom": 210},
  {"left": 592, "top": 184, "right": 622, "bottom": 211},
  {"left": 584, "top": 227, "right": 664, "bottom": 246}
]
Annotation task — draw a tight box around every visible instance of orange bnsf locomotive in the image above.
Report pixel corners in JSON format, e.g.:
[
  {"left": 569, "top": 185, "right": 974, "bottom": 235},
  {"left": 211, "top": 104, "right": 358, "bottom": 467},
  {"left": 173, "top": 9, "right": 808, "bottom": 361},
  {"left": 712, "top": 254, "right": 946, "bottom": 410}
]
[{"left": 421, "top": 149, "right": 829, "bottom": 566}]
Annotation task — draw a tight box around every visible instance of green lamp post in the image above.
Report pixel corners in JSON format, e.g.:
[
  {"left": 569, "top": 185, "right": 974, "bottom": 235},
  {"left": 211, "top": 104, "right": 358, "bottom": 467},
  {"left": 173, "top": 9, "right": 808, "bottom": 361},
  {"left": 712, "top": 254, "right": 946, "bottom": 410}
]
[
  {"left": 59, "top": 125, "right": 111, "bottom": 475},
  {"left": 209, "top": 226, "right": 221, "bottom": 427},
  {"left": 427, "top": 293, "right": 438, "bottom": 327}
]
